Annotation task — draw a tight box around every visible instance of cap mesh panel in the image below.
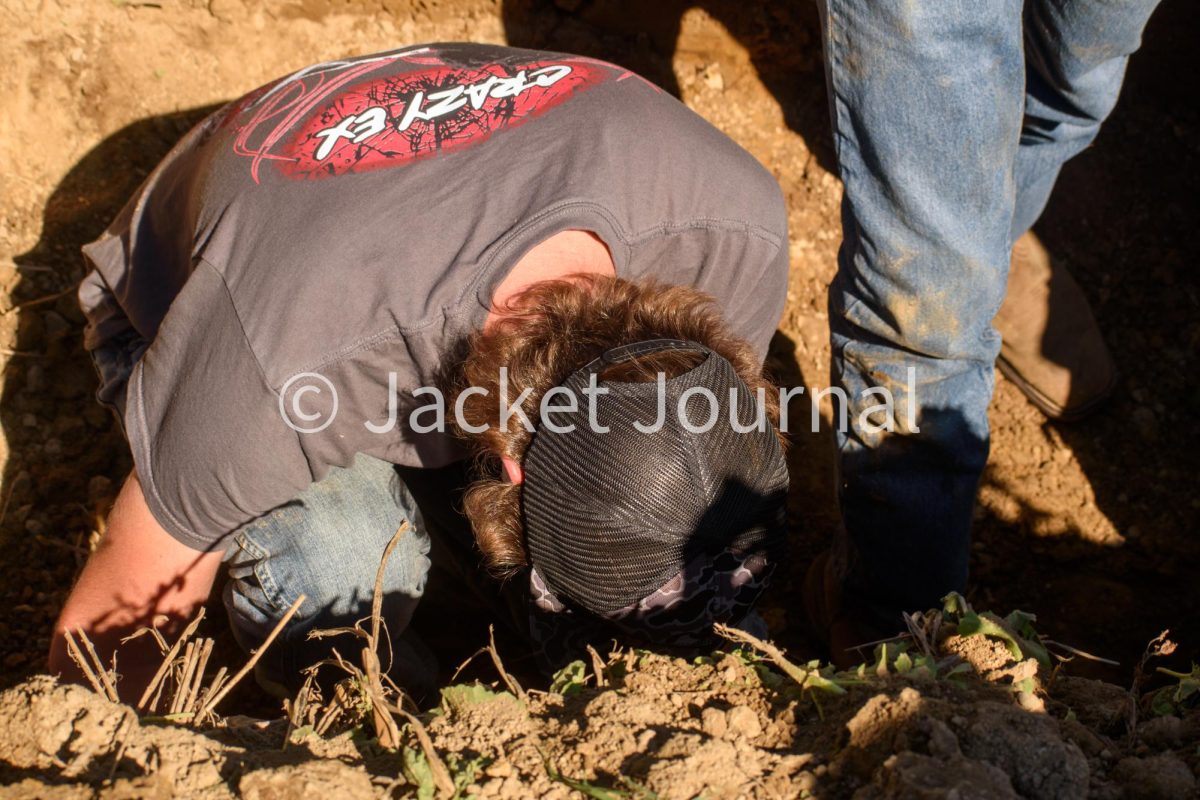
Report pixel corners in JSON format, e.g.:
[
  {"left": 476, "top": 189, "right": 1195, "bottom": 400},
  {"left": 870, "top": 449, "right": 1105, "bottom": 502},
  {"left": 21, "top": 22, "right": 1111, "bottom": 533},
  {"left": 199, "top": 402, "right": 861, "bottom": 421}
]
[{"left": 522, "top": 343, "right": 788, "bottom": 614}]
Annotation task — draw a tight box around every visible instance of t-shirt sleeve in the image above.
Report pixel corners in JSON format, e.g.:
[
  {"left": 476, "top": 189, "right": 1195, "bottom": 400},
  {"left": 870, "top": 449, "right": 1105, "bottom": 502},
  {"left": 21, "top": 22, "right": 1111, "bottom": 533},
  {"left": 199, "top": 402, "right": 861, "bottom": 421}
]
[
  {"left": 719, "top": 231, "right": 788, "bottom": 362},
  {"left": 124, "top": 260, "right": 313, "bottom": 552},
  {"left": 78, "top": 267, "right": 148, "bottom": 425}
]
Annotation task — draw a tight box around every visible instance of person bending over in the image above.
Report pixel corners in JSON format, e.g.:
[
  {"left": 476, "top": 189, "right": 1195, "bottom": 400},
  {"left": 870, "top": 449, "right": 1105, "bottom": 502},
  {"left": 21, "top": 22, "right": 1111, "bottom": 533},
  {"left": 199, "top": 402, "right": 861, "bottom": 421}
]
[{"left": 49, "top": 43, "right": 791, "bottom": 700}]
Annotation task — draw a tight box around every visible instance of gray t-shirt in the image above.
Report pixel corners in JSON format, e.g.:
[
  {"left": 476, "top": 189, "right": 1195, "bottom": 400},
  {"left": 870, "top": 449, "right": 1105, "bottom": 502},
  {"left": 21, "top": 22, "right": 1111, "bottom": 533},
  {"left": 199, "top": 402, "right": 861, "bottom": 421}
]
[{"left": 79, "top": 43, "right": 788, "bottom": 551}]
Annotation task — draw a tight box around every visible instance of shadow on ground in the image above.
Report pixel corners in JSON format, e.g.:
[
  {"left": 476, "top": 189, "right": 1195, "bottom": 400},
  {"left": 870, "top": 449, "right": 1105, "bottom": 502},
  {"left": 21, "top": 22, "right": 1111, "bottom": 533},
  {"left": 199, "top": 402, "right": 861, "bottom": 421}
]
[{"left": 0, "top": 107, "right": 222, "bottom": 683}]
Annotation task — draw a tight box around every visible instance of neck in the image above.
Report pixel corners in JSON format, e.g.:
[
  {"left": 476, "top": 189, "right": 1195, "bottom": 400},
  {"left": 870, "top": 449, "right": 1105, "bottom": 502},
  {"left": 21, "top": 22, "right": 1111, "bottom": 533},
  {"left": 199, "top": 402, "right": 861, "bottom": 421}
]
[{"left": 485, "top": 229, "right": 615, "bottom": 331}]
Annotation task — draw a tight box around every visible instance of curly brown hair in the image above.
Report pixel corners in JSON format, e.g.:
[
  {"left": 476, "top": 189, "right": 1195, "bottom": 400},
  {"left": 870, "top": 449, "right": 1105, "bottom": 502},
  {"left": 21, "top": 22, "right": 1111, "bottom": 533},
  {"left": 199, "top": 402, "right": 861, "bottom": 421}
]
[{"left": 451, "top": 274, "right": 780, "bottom": 575}]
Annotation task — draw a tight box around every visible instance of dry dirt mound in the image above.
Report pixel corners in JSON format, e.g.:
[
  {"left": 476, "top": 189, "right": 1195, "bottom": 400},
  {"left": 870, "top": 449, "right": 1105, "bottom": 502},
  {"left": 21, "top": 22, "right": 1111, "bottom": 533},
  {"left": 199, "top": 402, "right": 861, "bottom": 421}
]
[{"left": 3, "top": 622, "right": 1198, "bottom": 799}]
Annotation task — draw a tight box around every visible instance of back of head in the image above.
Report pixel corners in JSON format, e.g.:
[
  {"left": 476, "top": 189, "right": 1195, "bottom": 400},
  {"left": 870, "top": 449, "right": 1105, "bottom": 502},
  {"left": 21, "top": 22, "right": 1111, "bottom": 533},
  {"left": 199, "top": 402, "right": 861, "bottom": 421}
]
[{"left": 452, "top": 275, "right": 787, "bottom": 642}]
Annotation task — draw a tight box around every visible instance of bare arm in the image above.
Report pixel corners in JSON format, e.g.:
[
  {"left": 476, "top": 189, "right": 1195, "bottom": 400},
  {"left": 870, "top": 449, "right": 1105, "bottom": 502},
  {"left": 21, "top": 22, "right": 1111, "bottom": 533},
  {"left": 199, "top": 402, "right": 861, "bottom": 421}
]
[{"left": 49, "top": 471, "right": 223, "bottom": 702}]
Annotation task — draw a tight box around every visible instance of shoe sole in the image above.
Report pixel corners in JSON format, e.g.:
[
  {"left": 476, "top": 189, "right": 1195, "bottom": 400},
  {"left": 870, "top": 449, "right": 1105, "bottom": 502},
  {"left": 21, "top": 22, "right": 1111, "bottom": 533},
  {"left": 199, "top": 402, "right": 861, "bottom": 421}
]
[{"left": 996, "top": 355, "right": 1118, "bottom": 423}]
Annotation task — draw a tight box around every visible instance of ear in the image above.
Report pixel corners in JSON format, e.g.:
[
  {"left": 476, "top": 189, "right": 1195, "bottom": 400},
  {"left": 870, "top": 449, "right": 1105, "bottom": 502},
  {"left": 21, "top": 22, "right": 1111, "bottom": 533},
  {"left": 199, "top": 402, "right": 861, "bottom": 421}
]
[{"left": 501, "top": 455, "right": 524, "bottom": 485}]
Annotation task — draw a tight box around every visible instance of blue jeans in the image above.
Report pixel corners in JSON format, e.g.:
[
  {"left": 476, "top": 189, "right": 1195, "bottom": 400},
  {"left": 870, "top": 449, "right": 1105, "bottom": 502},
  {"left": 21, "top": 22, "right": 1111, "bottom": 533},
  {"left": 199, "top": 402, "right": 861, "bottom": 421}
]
[
  {"left": 817, "top": 0, "right": 1159, "bottom": 622},
  {"left": 223, "top": 455, "right": 437, "bottom": 698}
]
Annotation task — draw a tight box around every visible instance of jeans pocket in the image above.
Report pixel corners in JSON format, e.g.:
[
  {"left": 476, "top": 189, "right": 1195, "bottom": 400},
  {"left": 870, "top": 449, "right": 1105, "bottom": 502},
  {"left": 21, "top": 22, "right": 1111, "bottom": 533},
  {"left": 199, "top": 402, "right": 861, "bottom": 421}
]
[{"left": 225, "top": 528, "right": 307, "bottom": 637}]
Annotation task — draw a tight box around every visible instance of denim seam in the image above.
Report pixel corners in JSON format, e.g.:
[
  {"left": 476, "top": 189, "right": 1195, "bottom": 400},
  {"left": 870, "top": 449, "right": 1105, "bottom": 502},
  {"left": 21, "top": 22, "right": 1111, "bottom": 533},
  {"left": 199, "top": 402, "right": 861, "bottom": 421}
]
[
  {"left": 236, "top": 529, "right": 301, "bottom": 623},
  {"left": 821, "top": 1, "right": 869, "bottom": 346}
]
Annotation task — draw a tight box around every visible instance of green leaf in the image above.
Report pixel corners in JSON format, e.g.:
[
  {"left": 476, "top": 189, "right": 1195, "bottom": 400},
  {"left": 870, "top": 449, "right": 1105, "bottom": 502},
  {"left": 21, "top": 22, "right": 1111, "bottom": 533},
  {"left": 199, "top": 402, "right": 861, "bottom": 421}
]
[
  {"left": 402, "top": 746, "right": 437, "bottom": 800},
  {"left": 751, "top": 663, "right": 783, "bottom": 689},
  {"left": 804, "top": 671, "right": 848, "bottom": 695},
  {"left": 1151, "top": 686, "right": 1178, "bottom": 717},
  {"left": 1004, "top": 610, "right": 1052, "bottom": 669},
  {"left": 912, "top": 655, "right": 937, "bottom": 672},
  {"left": 894, "top": 651, "right": 913, "bottom": 674},
  {"left": 942, "top": 592, "right": 971, "bottom": 617},
  {"left": 447, "top": 753, "right": 491, "bottom": 796},
  {"left": 730, "top": 648, "right": 757, "bottom": 665},
  {"left": 748, "top": 649, "right": 847, "bottom": 696},
  {"left": 1155, "top": 664, "right": 1200, "bottom": 709},
  {"left": 440, "top": 682, "right": 503, "bottom": 715},
  {"left": 630, "top": 648, "right": 654, "bottom": 668},
  {"left": 550, "top": 660, "right": 589, "bottom": 696},
  {"left": 1004, "top": 609, "right": 1038, "bottom": 633}
]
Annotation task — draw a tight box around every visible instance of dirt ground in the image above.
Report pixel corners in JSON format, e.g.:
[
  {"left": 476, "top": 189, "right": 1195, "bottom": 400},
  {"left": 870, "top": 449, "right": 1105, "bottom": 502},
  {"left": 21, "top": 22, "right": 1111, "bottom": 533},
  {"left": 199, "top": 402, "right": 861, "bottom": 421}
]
[
  {"left": 0, "top": 0, "right": 1198, "bottom": 797},
  {"left": 2, "top": 623, "right": 1199, "bottom": 799}
]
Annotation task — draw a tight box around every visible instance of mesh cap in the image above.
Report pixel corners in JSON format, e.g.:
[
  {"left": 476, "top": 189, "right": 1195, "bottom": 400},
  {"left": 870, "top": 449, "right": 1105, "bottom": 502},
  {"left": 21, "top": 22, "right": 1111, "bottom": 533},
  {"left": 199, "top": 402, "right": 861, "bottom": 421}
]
[{"left": 521, "top": 339, "right": 789, "bottom": 620}]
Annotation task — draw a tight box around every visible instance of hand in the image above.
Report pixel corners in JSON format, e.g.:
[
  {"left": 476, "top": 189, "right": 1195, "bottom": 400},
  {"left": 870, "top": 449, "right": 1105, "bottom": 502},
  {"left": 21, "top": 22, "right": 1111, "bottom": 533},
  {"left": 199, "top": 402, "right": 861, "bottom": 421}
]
[{"left": 49, "top": 471, "right": 224, "bottom": 704}]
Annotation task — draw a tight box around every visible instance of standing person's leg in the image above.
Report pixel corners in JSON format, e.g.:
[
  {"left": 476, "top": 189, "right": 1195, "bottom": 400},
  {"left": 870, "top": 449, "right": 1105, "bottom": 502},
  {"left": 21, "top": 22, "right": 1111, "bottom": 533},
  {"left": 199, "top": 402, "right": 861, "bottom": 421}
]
[
  {"left": 810, "top": 0, "right": 1025, "bottom": 643},
  {"left": 223, "top": 455, "right": 435, "bottom": 699},
  {"left": 1013, "top": 0, "right": 1163, "bottom": 240},
  {"left": 995, "top": 0, "right": 1161, "bottom": 418}
]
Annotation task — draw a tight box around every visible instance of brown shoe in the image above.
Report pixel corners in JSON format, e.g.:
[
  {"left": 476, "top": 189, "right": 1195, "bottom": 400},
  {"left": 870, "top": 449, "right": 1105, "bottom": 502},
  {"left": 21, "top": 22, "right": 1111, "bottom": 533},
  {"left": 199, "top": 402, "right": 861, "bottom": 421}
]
[
  {"left": 803, "top": 551, "right": 893, "bottom": 669},
  {"left": 994, "top": 232, "right": 1118, "bottom": 421}
]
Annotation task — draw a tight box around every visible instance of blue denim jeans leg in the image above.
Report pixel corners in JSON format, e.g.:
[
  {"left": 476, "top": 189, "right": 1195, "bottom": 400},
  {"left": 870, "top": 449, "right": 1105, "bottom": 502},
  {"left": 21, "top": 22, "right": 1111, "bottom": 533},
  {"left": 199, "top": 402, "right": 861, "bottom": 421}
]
[
  {"left": 816, "top": 0, "right": 1159, "bottom": 625},
  {"left": 223, "top": 454, "right": 435, "bottom": 698},
  {"left": 1012, "top": 0, "right": 1163, "bottom": 240}
]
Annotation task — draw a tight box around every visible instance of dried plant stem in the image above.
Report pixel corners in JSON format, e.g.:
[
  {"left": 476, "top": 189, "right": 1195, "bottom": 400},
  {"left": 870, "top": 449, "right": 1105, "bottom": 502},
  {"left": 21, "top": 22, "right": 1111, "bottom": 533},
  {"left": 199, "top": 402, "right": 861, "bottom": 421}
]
[
  {"left": 63, "top": 630, "right": 106, "bottom": 698},
  {"left": 1042, "top": 639, "right": 1121, "bottom": 666},
  {"left": 314, "top": 682, "right": 352, "bottom": 737},
  {"left": 586, "top": 644, "right": 608, "bottom": 689},
  {"left": 180, "top": 639, "right": 214, "bottom": 714},
  {"left": 297, "top": 519, "right": 454, "bottom": 795},
  {"left": 283, "top": 672, "right": 318, "bottom": 749},
  {"left": 371, "top": 522, "right": 410, "bottom": 651},
  {"left": 195, "top": 593, "right": 306, "bottom": 719},
  {"left": 314, "top": 703, "right": 343, "bottom": 737},
  {"left": 449, "top": 647, "right": 489, "bottom": 683},
  {"left": 137, "top": 608, "right": 206, "bottom": 711},
  {"left": 488, "top": 624, "right": 527, "bottom": 700},
  {"left": 170, "top": 641, "right": 198, "bottom": 715},
  {"left": 715, "top": 624, "right": 797, "bottom": 675},
  {"left": 193, "top": 666, "right": 227, "bottom": 720},
  {"left": 713, "top": 622, "right": 847, "bottom": 697},
  {"left": 363, "top": 646, "right": 401, "bottom": 749},
  {"left": 75, "top": 628, "right": 120, "bottom": 702},
  {"left": 363, "top": 522, "right": 410, "bottom": 749},
  {"left": 147, "top": 673, "right": 169, "bottom": 714},
  {"left": 1127, "top": 629, "right": 1176, "bottom": 741}
]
